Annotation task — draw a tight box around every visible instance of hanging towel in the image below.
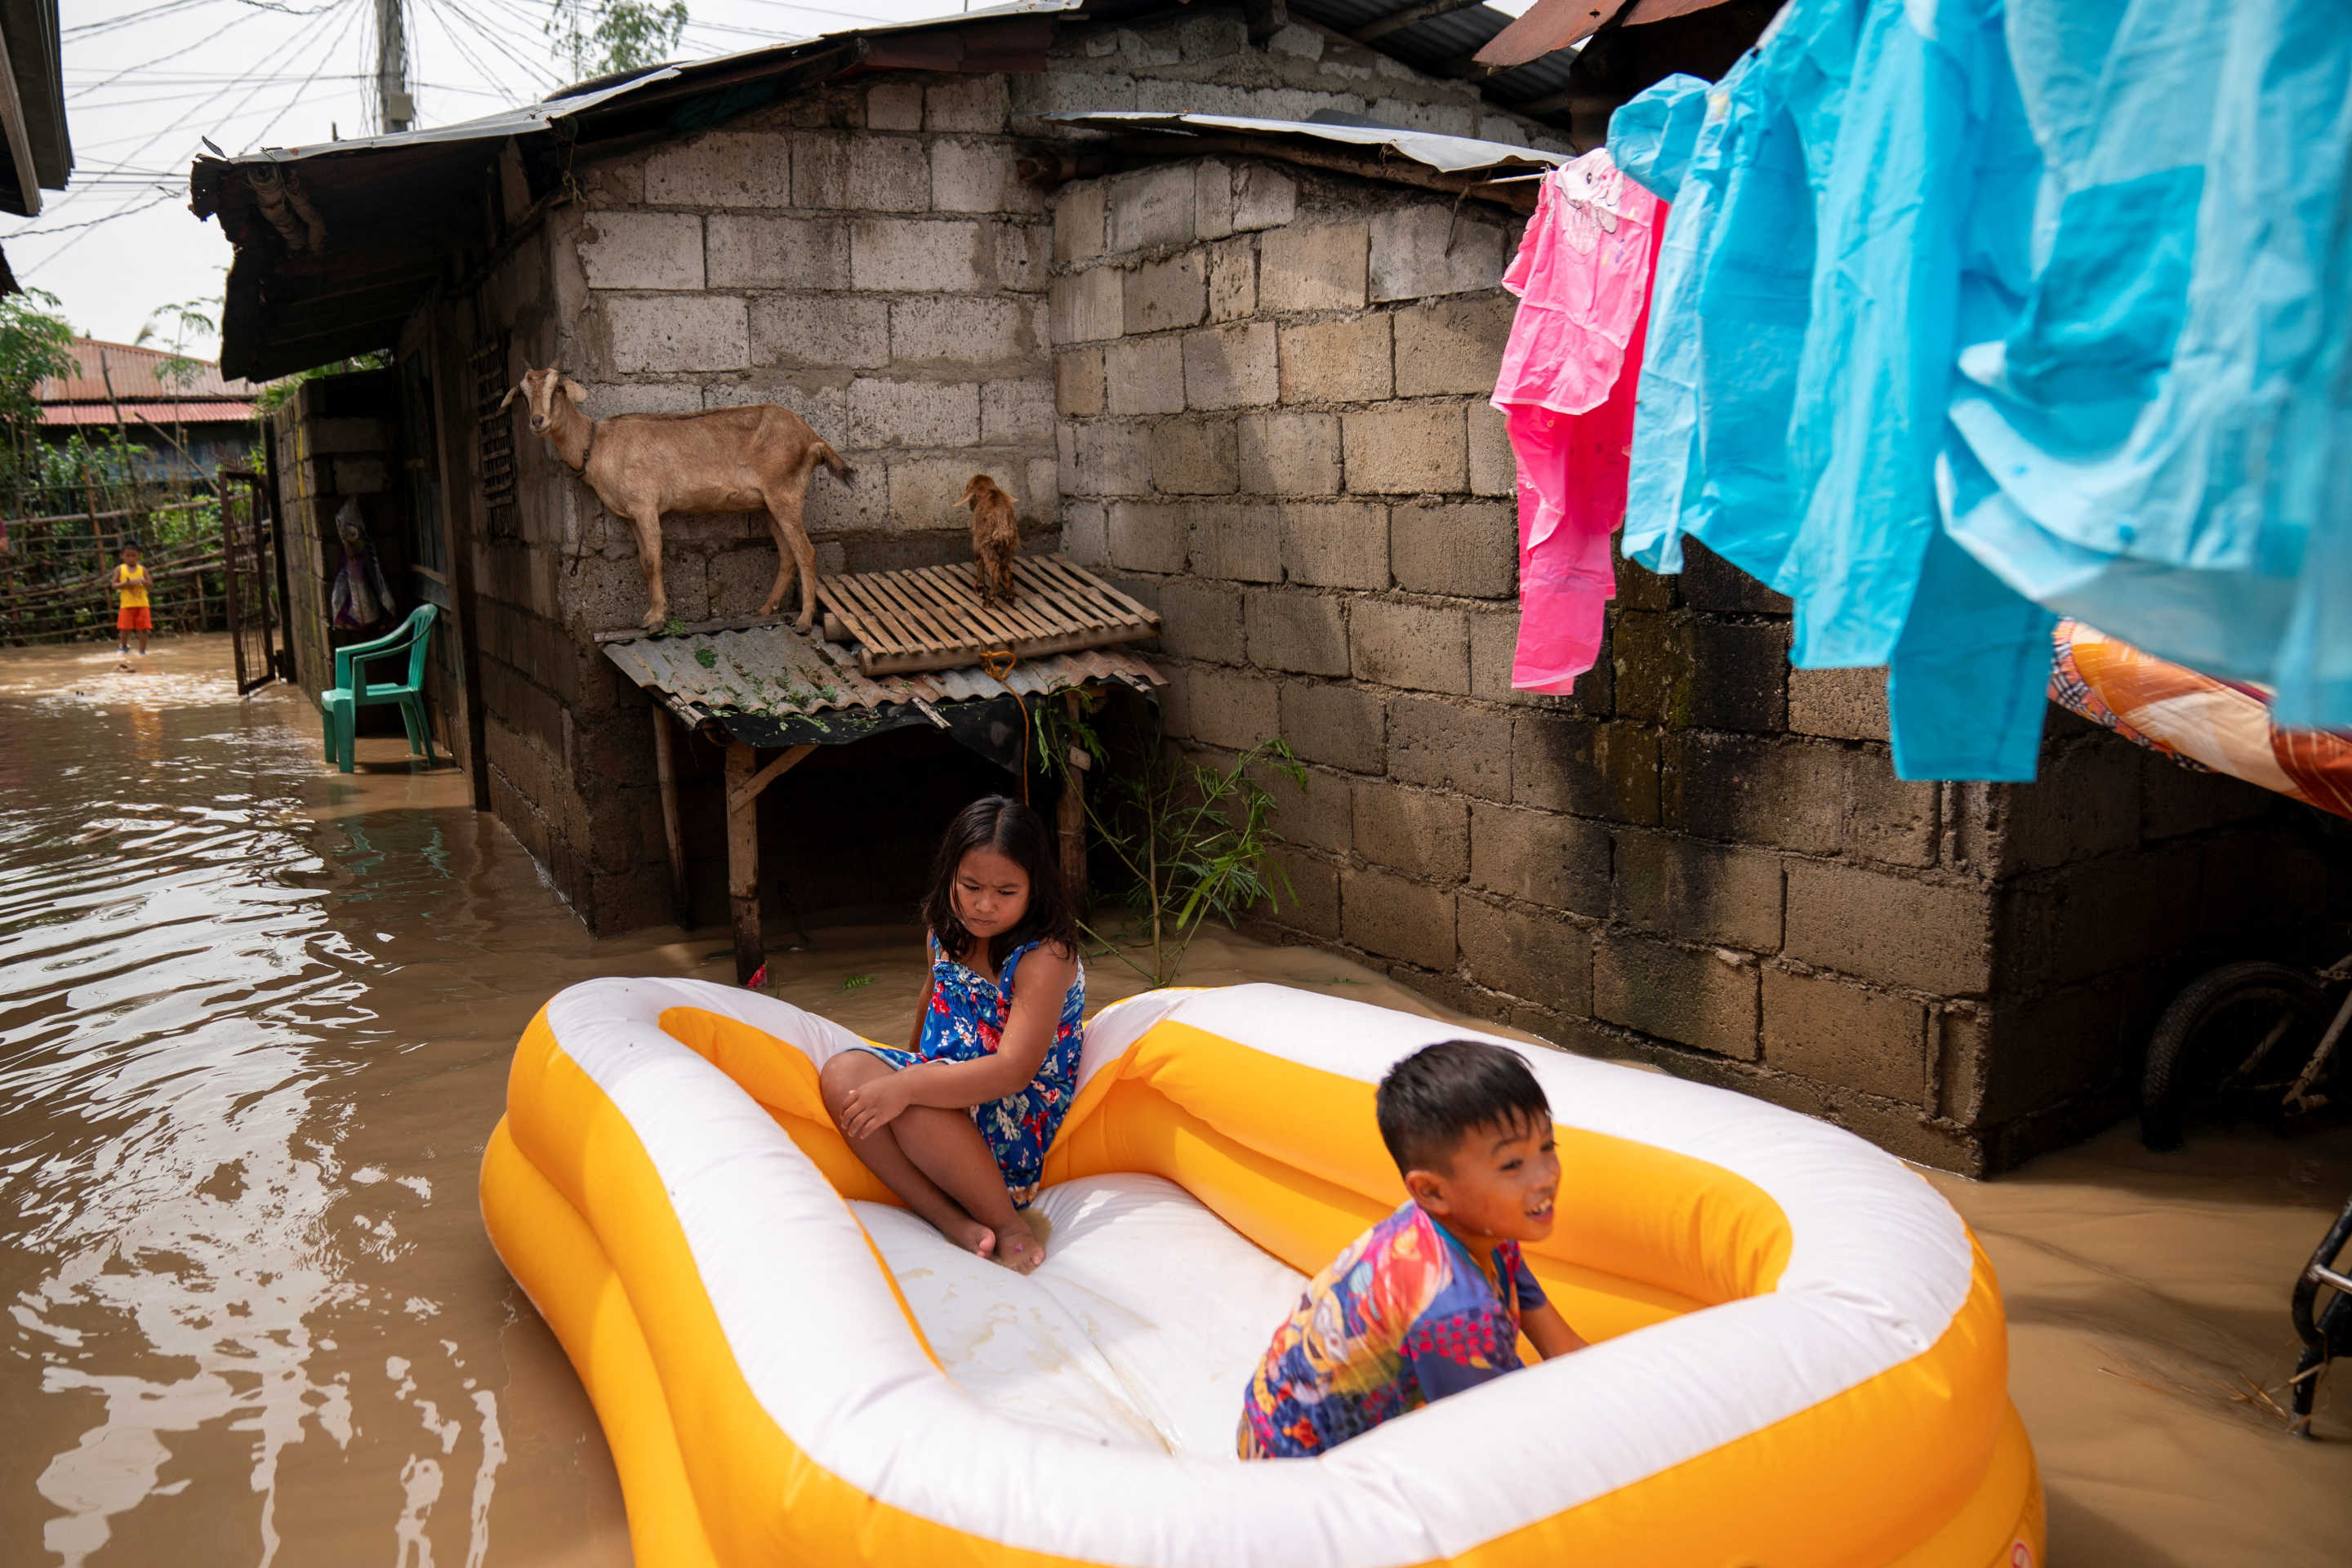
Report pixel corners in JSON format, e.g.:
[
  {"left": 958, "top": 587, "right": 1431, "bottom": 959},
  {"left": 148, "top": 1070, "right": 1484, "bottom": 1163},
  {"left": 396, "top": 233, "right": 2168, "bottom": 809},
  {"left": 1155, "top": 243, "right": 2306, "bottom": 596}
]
[{"left": 1492, "top": 150, "right": 1666, "bottom": 693}]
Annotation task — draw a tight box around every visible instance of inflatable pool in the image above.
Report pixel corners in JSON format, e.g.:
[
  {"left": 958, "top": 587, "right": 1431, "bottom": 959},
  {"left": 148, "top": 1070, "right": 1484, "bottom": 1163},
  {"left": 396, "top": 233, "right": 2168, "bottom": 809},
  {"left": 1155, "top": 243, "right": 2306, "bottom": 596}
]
[{"left": 480, "top": 978, "right": 2043, "bottom": 1568}]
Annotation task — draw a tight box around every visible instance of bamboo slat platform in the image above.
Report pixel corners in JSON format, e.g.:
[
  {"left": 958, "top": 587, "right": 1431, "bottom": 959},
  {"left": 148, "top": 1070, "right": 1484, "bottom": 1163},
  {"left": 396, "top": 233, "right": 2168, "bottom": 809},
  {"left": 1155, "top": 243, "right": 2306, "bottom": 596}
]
[{"left": 815, "top": 553, "right": 1160, "bottom": 675}]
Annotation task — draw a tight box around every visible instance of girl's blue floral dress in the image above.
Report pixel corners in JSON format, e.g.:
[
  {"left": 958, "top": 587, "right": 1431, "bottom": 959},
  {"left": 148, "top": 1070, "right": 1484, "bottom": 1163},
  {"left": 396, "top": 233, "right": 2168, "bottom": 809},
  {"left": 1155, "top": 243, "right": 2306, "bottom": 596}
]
[{"left": 856, "top": 935, "right": 1085, "bottom": 1207}]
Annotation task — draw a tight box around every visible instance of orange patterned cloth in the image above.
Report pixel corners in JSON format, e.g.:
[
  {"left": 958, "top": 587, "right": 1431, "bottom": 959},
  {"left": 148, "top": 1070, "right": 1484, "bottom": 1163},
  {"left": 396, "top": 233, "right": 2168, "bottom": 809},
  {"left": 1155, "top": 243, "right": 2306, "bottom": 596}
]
[{"left": 2050, "top": 620, "right": 2352, "bottom": 821}]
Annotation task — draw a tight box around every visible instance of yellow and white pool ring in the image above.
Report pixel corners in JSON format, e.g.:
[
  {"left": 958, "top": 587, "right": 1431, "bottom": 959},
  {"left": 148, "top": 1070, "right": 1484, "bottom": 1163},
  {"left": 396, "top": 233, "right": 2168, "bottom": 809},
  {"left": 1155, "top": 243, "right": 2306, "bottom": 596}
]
[{"left": 480, "top": 978, "right": 2043, "bottom": 1568}]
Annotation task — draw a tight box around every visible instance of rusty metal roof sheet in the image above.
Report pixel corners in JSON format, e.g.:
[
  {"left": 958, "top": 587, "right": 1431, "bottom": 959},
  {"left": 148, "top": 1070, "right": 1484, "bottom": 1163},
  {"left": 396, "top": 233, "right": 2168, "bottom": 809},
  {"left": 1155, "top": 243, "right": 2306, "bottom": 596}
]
[
  {"left": 603, "top": 620, "right": 1163, "bottom": 742},
  {"left": 1043, "top": 111, "right": 1568, "bottom": 176}
]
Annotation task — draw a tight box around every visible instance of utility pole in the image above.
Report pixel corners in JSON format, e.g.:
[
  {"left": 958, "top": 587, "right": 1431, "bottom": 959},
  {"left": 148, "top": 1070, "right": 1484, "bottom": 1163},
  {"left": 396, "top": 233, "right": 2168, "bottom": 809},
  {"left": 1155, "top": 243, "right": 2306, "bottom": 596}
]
[{"left": 374, "top": 0, "right": 414, "bottom": 134}]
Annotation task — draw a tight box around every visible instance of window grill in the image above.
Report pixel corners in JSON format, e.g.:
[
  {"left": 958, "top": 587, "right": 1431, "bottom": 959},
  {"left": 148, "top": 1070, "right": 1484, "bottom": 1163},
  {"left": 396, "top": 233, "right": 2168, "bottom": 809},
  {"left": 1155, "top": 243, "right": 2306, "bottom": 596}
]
[{"left": 472, "top": 338, "right": 519, "bottom": 541}]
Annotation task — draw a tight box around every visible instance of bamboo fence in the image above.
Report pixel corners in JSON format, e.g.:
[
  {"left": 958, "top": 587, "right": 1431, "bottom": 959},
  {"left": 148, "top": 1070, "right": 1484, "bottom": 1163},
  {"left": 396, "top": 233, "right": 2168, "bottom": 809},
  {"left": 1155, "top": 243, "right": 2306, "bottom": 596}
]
[{"left": 0, "top": 489, "right": 227, "bottom": 644}]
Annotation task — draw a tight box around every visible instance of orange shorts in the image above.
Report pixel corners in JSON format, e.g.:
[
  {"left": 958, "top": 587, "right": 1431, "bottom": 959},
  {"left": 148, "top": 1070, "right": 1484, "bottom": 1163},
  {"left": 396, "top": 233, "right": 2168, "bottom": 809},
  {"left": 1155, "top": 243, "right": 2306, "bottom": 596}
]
[{"left": 118, "top": 607, "right": 151, "bottom": 631}]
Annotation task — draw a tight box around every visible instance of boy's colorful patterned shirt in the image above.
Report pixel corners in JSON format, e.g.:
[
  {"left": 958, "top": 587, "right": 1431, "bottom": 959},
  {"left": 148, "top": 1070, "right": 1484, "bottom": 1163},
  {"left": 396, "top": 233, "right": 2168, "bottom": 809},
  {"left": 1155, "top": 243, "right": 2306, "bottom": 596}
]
[{"left": 1240, "top": 1200, "right": 1546, "bottom": 1458}]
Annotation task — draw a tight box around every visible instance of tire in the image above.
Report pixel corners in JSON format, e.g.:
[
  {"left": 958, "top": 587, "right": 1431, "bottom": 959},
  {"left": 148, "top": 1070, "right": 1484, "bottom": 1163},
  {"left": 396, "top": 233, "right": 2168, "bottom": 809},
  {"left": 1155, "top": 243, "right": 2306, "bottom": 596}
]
[{"left": 2141, "top": 961, "right": 2326, "bottom": 1152}]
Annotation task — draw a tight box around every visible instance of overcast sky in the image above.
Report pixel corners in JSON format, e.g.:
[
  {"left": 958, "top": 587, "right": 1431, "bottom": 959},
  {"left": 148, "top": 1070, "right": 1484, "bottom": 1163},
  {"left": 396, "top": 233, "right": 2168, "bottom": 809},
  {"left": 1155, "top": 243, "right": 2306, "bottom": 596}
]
[{"left": 19, "top": 0, "right": 1533, "bottom": 366}]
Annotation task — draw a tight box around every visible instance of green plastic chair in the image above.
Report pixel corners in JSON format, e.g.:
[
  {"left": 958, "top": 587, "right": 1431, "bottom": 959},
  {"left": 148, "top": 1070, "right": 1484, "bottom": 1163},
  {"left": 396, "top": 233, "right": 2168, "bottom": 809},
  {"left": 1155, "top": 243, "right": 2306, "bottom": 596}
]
[{"left": 322, "top": 604, "right": 439, "bottom": 773}]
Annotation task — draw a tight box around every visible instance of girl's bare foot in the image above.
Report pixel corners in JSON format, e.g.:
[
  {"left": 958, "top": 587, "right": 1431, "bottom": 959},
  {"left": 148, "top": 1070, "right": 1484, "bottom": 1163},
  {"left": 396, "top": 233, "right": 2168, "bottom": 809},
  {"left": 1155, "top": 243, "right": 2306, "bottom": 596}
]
[
  {"left": 942, "top": 1214, "right": 996, "bottom": 1259},
  {"left": 993, "top": 1214, "right": 1045, "bottom": 1275}
]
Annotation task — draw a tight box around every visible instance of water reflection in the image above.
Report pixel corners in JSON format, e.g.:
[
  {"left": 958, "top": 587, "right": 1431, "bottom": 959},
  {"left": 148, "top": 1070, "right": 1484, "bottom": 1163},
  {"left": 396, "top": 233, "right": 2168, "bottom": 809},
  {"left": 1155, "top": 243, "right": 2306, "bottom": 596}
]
[{"left": 0, "top": 643, "right": 635, "bottom": 1566}]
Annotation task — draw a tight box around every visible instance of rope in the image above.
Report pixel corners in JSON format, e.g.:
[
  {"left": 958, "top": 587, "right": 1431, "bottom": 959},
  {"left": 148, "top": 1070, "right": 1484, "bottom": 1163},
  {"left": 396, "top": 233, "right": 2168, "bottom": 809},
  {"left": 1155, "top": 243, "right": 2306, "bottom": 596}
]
[{"left": 981, "top": 648, "right": 1028, "bottom": 804}]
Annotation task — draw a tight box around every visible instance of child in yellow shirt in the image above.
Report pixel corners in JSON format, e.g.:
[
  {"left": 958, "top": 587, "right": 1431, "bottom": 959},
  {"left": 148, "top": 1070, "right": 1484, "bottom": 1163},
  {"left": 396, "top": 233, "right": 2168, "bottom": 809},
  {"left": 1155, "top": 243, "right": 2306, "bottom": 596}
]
[{"left": 113, "top": 544, "right": 151, "bottom": 657}]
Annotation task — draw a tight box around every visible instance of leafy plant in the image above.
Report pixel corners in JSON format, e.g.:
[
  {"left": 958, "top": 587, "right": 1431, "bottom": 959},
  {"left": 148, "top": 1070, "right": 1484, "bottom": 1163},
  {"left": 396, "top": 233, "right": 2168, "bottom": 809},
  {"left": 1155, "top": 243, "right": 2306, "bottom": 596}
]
[
  {"left": 0, "top": 289, "right": 76, "bottom": 480},
  {"left": 1040, "top": 696, "right": 1305, "bottom": 987},
  {"left": 840, "top": 973, "right": 874, "bottom": 993},
  {"left": 694, "top": 646, "right": 718, "bottom": 668},
  {"left": 547, "top": 0, "right": 688, "bottom": 79}
]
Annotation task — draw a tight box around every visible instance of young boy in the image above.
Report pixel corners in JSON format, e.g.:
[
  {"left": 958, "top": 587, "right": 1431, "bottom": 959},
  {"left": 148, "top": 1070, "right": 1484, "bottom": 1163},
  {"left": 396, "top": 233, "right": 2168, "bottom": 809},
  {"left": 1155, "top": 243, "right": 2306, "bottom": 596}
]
[
  {"left": 1238, "top": 1040, "right": 1587, "bottom": 1459},
  {"left": 113, "top": 544, "right": 151, "bottom": 657}
]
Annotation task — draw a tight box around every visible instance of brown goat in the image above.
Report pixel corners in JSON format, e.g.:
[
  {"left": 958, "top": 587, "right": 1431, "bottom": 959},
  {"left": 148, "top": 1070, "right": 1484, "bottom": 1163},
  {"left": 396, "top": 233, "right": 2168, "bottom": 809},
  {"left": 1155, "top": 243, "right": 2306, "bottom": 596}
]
[
  {"left": 502, "top": 367, "right": 853, "bottom": 632},
  {"left": 960, "top": 474, "right": 1019, "bottom": 607}
]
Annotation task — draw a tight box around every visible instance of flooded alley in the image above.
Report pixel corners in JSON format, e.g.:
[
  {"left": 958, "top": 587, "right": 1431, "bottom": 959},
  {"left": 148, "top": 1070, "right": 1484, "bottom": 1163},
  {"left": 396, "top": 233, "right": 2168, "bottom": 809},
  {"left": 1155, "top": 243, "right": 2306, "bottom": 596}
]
[{"left": 0, "top": 637, "right": 2345, "bottom": 1566}]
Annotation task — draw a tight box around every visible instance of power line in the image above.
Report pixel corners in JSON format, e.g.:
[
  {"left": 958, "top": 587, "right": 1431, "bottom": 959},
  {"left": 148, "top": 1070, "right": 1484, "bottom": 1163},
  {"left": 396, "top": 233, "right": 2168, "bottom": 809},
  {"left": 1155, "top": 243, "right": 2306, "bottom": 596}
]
[{"left": 7, "top": 191, "right": 181, "bottom": 237}]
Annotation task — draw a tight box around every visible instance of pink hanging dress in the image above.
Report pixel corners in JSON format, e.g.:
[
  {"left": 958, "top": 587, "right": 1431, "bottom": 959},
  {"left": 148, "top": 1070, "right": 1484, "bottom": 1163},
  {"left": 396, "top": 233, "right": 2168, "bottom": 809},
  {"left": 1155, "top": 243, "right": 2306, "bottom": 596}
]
[{"left": 1492, "top": 151, "right": 1667, "bottom": 693}]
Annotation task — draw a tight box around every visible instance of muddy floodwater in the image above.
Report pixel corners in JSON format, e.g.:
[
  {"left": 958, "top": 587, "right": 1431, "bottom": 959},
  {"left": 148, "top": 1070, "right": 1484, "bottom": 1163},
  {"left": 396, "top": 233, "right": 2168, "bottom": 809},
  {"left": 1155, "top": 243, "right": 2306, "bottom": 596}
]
[{"left": 1, "top": 636, "right": 2345, "bottom": 1566}]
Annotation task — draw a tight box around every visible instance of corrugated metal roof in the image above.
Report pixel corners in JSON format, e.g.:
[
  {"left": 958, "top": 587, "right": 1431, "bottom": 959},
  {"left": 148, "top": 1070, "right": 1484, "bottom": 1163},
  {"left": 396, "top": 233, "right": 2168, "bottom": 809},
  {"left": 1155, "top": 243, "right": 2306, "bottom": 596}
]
[
  {"left": 1044, "top": 111, "right": 1566, "bottom": 175},
  {"left": 43, "top": 400, "right": 258, "bottom": 426},
  {"left": 604, "top": 620, "right": 1163, "bottom": 739},
  {"left": 39, "top": 338, "right": 263, "bottom": 403}
]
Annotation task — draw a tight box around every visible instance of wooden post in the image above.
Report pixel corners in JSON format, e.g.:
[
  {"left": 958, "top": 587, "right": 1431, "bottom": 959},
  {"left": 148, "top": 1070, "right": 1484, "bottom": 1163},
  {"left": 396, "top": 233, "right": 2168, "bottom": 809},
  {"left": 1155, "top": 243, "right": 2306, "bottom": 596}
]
[
  {"left": 652, "top": 705, "right": 693, "bottom": 931},
  {"left": 725, "top": 741, "right": 762, "bottom": 984},
  {"left": 1058, "top": 689, "right": 1089, "bottom": 915}
]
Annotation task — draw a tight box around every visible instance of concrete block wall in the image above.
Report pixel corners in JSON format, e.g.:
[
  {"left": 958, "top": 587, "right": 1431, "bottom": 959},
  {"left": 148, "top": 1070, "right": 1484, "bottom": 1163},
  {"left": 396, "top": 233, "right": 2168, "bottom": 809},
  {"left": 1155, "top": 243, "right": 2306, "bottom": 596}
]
[
  {"left": 270, "top": 373, "right": 403, "bottom": 710},
  {"left": 1050, "top": 155, "right": 2341, "bottom": 1174}
]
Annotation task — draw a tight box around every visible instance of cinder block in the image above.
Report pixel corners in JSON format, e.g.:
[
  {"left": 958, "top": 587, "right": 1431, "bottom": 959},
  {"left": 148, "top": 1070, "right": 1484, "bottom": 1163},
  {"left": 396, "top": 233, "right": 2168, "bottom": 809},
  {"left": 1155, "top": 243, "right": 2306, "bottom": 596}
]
[
  {"left": 1343, "top": 866, "right": 1457, "bottom": 972},
  {"left": 981, "top": 381, "right": 1053, "bottom": 443},
  {"left": 889, "top": 296, "right": 1036, "bottom": 368},
  {"left": 1280, "top": 680, "right": 1384, "bottom": 774},
  {"left": 1468, "top": 399, "right": 1515, "bottom": 497},
  {"left": 1063, "top": 499, "right": 1109, "bottom": 565},
  {"left": 1343, "top": 403, "right": 1468, "bottom": 493},
  {"left": 1350, "top": 599, "right": 1471, "bottom": 695},
  {"left": 1615, "top": 613, "right": 1788, "bottom": 731},
  {"left": 1259, "top": 224, "right": 1370, "bottom": 313},
  {"left": 1846, "top": 751, "right": 1940, "bottom": 867},
  {"left": 1512, "top": 713, "right": 1659, "bottom": 824},
  {"left": 1370, "top": 204, "right": 1505, "bottom": 301},
  {"left": 887, "top": 455, "right": 991, "bottom": 529},
  {"left": 793, "top": 132, "right": 929, "bottom": 212},
  {"left": 991, "top": 220, "right": 1050, "bottom": 292},
  {"left": 1124, "top": 254, "right": 1207, "bottom": 333},
  {"left": 932, "top": 138, "right": 1035, "bottom": 215},
  {"left": 1762, "top": 969, "right": 1928, "bottom": 1104},
  {"left": 1109, "top": 165, "right": 1197, "bottom": 251},
  {"left": 1392, "top": 295, "right": 1513, "bottom": 396},
  {"left": 332, "top": 457, "right": 389, "bottom": 493},
  {"left": 1149, "top": 419, "right": 1239, "bottom": 495},
  {"left": 1207, "top": 236, "right": 1257, "bottom": 321},
  {"left": 1263, "top": 846, "right": 1340, "bottom": 938},
  {"left": 1278, "top": 315, "right": 1392, "bottom": 404},
  {"left": 1056, "top": 348, "right": 1106, "bottom": 416},
  {"left": 607, "top": 294, "right": 751, "bottom": 373},
  {"left": 927, "top": 74, "right": 1009, "bottom": 133},
  {"left": 1663, "top": 732, "right": 1845, "bottom": 853},
  {"left": 1457, "top": 897, "right": 1590, "bottom": 1015},
  {"left": 1784, "top": 861, "right": 1993, "bottom": 995},
  {"left": 1172, "top": 665, "right": 1280, "bottom": 751},
  {"left": 1103, "top": 335, "right": 1187, "bottom": 416},
  {"left": 1788, "top": 666, "right": 1888, "bottom": 741},
  {"left": 1990, "top": 731, "right": 2145, "bottom": 872},
  {"left": 1049, "top": 268, "right": 1124, "bottom": 344},
  {"left": 1109, "top": 501, "right": 1187, "bottom": 573},
  {"left": 1281, "top": 500, "right": 1388, "bottom": 589},
  {"left": 644, "top": 131, "right": 791, "bottom": 207},
  {"left": 578, "top": 211, "right": 703, "bottom": 290},
  {"left": 1682, "top": 538, "right": 1792, "bottom": 614},
  {"left": 1183, "top": 323, "right": 1279, "bottom": 410},
  {"left": 850, "top": 219, "right": 984, "bottom": 292},
  {"left": 866, "top": 80, "right": 923, "bottom": 131},
  {"left": 750, "top": 294, "right": 889, "bottom": 370},
  {"left": 1155, "top": 577, "right": 1245, "bottom": 663},
  {"left": 706, "top": 215, "right": 849, "bottom": 290},
  {"left": 1594, "top": 933, "right": 1759, "bottom": 1058},
  {"left": 1187, "top": 504, "right": 1281, "bottom": 581},
  {"left": 1356, "top": 782, "right": 1470, "bottom": 882},
  {"left": 1238, "top": 411, "right": 1342, "bottom": 496},
  {"left": 1054, "top": 182, "right": 1108, "bottom": 264},
  {"left": 1233, "top": 165, "right": 1297, "bottom": 231},
  {"left": 1611, "top": 831, "right": 1782, "bottom": 951},
  {"left": 1072, "top": 421, "right": 1152, "bottom": 496},
  {"left": 1391, "top": 501, "right": 1515, "bottom": 598},
  {"left": 1245, "top": 587, "right": 1349, "bottom": 676},
  {"left": 1469, "top": 803, "right": 1609, "bottom": 915},
  {"left": 1389, "top": 693, "right": 1512, "bottom": 801},
  {"left": 846, "top": 378, "right": 980, "bottom": 448},
  {"left": 1196, "top": 159, "right": 1236, "bottom": 240}
]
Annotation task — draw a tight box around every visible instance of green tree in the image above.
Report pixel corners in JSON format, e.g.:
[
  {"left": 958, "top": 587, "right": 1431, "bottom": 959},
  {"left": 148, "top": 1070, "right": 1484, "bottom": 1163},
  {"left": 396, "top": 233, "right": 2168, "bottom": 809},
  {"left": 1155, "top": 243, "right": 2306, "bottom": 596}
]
[
  {"left": 0, "top": 288, "right": 77, "bottom": 488},
  {"left": 547, "top": 0, "right": 688, "bottom": 80}
]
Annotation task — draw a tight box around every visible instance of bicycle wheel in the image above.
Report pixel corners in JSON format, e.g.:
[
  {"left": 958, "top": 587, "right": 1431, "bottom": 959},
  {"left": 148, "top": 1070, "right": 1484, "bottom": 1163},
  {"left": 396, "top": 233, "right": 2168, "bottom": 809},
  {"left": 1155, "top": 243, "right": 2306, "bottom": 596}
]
[{"left": 2140, "top": 961, "right": 2325, "bottom": 1152}]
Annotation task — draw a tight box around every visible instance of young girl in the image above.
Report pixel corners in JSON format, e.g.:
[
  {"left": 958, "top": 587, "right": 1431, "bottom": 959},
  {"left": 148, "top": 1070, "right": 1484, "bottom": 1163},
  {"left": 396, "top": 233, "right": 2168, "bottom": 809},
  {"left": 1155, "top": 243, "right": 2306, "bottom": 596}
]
[{"left": 819, "top": 795, "right": 1083, "bottom": 1274}]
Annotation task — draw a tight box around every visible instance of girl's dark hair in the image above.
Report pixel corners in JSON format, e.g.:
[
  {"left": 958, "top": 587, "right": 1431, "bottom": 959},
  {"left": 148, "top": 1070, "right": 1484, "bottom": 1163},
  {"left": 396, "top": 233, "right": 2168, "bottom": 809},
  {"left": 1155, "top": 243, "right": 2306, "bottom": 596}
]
[
  {"left": 1375, "top": 1040, "right": 1552, "bottom": 1176},
  {"left": 920, "top": 794, "right": 1080, "bottom": 973}
]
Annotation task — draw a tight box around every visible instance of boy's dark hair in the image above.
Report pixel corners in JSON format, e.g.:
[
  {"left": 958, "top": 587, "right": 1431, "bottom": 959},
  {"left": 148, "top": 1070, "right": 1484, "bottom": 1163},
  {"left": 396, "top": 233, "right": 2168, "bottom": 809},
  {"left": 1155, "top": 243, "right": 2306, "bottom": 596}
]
[
  {"left": 920, "top": 794, "right": 1080, "bottom": 973},
  {"left": 1376, "top": 1040, "right": 1551, "bottom": 1175}
]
